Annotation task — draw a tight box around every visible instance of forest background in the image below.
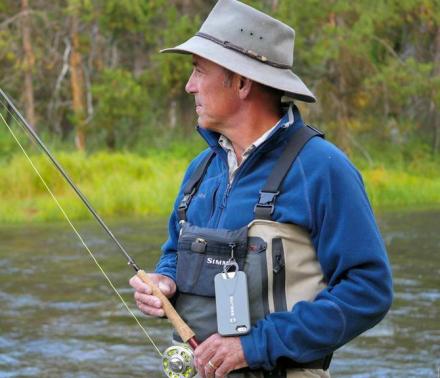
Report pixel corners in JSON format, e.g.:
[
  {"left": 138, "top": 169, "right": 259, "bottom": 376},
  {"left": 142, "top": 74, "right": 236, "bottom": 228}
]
[{"left": 0, "top": 0, "right": 439, "bottom": 222}]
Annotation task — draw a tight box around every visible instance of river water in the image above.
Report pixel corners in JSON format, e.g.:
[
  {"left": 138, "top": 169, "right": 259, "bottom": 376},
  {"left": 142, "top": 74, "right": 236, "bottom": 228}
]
[{"left": 0, "top": 210, "right": 439, "bottom": 377}]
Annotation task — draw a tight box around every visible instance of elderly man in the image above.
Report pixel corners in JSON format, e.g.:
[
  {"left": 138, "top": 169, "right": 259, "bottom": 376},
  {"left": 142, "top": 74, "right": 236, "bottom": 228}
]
[{"left": 129, "top": 1, "right": 393, "bottom": 377}]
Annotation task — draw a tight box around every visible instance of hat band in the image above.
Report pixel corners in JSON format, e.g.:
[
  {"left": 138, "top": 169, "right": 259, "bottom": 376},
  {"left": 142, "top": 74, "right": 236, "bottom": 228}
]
[{"left": 196, "top": 32, "right": 291, "bottom": 69}]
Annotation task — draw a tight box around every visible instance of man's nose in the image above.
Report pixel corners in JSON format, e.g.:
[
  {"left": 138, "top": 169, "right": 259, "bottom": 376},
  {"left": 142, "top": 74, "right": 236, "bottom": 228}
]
[{"left": 185, "top": 71, "right": 197, "bottom": 94}]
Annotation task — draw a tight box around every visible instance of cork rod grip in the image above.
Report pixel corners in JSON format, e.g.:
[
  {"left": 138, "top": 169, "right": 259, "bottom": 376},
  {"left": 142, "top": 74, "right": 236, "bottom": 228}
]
[{"left": 136, "top": 269, "right": 195, "bottom": 343}]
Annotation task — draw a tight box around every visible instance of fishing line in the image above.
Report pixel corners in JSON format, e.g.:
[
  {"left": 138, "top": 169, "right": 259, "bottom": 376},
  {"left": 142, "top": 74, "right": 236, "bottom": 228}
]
[{"left": 0, "top": 102, "right": 163, "bottom": 358}]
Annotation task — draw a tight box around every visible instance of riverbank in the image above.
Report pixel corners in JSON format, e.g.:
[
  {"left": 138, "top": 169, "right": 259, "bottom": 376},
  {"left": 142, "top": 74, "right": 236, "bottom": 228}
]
[{"left": 0, "top": 150, "right": 439, "bottom": 223}]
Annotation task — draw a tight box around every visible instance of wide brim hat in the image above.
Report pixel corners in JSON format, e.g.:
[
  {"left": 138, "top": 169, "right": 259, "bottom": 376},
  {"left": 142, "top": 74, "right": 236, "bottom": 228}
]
[{"left": 160, "top": 0, "right": 316, "bottom": 103}]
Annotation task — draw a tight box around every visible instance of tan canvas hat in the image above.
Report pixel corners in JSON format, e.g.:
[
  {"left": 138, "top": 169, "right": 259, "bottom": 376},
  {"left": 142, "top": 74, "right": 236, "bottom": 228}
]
[{"left": 161, "top": 0, "right": 316, "bottom": 103}]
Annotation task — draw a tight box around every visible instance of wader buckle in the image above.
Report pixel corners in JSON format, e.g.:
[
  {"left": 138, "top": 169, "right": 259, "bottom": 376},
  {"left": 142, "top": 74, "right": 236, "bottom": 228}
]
[
  {"left": 254, "top": 190, "right": 280, "bottom": 215},
  {"left": 178, "top": 188, "right": 198, "bottom": 222},
  {"left": 178, "top": 189, "right": 196, "bottom": 212}
]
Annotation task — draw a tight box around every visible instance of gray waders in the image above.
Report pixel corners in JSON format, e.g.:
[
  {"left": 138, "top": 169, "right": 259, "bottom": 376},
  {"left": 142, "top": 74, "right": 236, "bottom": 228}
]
[{"left": 174, "top": 126, "right": 332, "bottom": 377}]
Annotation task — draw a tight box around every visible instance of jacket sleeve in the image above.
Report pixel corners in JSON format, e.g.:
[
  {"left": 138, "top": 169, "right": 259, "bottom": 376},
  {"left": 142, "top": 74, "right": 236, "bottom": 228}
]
[{"left": 240, "top": 141, "right": 393, "bottom": 370}]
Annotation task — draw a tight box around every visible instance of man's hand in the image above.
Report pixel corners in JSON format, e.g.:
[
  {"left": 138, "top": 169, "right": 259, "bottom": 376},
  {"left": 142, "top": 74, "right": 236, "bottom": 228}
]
[
  {"left": 129, "top": 273, "right": 176, "bottom": 317},
  {"left": 194, "top": 333, "right": 248, "bottom": 378}
]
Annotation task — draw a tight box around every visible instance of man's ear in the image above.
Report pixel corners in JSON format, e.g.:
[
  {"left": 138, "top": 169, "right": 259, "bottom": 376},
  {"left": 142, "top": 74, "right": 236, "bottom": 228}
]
[{"left": 238, "top": 77, "right": 253, "bottom": 99}]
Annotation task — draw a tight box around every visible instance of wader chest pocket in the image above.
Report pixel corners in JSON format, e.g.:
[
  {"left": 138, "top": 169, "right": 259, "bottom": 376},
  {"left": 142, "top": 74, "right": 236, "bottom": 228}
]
[{"left": 176, "top": 223, "right": 248, "bottom": 297}]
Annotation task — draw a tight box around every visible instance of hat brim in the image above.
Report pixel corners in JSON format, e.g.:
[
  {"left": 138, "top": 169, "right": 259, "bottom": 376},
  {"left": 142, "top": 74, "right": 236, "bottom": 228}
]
[{"left": 161, "top": 35, "right": 316, "bottom": 103}]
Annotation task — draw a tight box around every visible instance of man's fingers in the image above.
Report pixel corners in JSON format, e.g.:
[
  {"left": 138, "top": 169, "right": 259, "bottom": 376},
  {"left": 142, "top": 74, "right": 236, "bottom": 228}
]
[
  {"left": 129, "top": 273, "right": 176, "bottom": 297},
  {"left": 194, "top": 335, "right": 247, "bottom": 377},
  {"left": 195, "top": 334, "right": 221, "bottom": 362},
  {"left": 194, "top": 334, "right": 222, "bottom": 377},
  {"left": 129, "top": 273, "right": 176, "bottom": 317},
  {"left": 134, "top": 292, "right": 162, "bottom": 308},
  {"left": 214, "top": 360, "right": 232, "bottom": 378},
  {"left": 129, "top": 275, "right": 152, "bottom": 294},
  {"left": 136, "top": 301, "right": 165, "bottom": 317},
  {"left": 212, "top": 354, "right": 238, "bottom": 378},
  {"left": 197, "top": 343, "right": 218, "bottom": 366},
  {"left": 158, "top": 280, "right": 173, "bottom": 296},
  {"left": 205, "top": 359, "right": 220, "bottom": 378}
]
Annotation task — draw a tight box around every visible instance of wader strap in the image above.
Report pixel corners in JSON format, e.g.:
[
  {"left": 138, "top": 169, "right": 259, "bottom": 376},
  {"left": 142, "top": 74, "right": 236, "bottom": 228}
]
[
  {"left": 254, "top": 125, "right": 324, "bottom": 220},
  {"left": 178, "top": 151, "right": 216, "bottom": 222}
]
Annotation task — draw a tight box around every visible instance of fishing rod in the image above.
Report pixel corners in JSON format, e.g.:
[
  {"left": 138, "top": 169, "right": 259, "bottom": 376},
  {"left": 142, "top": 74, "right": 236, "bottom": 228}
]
[{"left": 0, "top": 88, "right": 198, "bottom": 378}]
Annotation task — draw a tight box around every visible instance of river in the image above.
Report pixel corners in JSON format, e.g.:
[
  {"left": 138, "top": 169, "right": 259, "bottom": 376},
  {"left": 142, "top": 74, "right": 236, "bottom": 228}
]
[{"left": 0, "top": 210, "right": 439, "bottom": 377}]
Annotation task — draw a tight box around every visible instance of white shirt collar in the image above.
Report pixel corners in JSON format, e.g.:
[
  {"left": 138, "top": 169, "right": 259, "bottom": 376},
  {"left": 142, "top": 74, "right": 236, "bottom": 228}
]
[{"left": 218, "top": 103, "right": 295, "bottom": 183}]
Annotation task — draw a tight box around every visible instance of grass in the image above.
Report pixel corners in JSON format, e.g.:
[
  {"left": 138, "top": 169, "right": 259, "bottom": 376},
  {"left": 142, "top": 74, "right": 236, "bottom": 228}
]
[
  {"left": 0, "top": 148, "right": 439, "bottom": 223},
  {"left": 0, "top": 151, "right": 190, "bottom": 223},
  {"left": 363, "top": 166, "right": 440, "bottom": 210}
]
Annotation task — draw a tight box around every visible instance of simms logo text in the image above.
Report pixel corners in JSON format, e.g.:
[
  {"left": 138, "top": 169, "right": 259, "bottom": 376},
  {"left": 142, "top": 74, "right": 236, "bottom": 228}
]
[{"left": 206, "top": 257, "right": 228, "bottom": 266}]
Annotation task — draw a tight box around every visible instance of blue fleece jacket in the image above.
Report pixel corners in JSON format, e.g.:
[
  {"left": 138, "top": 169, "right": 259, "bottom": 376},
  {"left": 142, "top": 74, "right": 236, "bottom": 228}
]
[{"left": 155, "top": 105, "right": 393, "bottom": 370}]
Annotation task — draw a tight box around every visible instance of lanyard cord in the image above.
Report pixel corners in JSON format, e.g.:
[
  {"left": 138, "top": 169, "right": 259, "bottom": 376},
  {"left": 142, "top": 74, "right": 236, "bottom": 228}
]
[{"left": 0, "top": 102, "right": 163, "bottom": 358}]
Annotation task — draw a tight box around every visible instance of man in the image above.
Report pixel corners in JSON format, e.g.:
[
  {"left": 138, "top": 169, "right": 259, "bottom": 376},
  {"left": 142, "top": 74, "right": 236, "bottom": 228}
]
[{"left": 129, "top": 1, "right": 393, "bottom": 377}]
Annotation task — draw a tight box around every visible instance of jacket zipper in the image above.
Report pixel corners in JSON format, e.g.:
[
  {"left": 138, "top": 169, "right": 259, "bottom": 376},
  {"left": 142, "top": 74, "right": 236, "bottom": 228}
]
[
  {"left": 214, "top": 128, "right": 288, "bottom": 227},
  {"left": 272, "top": 238, "right": 287, "bottom": 312},
  {"left": 209, "top": 185, "right": 219, "bottom": 221},
  {"left": 221, "top": 182, "right": 232, "bottom": 209}
]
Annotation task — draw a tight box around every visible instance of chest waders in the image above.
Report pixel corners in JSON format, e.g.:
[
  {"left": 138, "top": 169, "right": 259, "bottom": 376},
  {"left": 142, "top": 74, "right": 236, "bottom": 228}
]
[{"left": 174, "top": 126, "right": 332, "bottom": 378}]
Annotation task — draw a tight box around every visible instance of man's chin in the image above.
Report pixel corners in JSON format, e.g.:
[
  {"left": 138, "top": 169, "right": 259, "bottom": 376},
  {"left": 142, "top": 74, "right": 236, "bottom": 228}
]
[
  {"left": 197, "top": 118, "right": 208, "bottom": 130},
  {"left": 198, "top": 124, "right": 210, "bottom": 131},
  {"left": 198, "top": 123, "right": 215, "bottom": 132},
  {"left": 197, "top": 118, "right": 220, "bottom": 133}
]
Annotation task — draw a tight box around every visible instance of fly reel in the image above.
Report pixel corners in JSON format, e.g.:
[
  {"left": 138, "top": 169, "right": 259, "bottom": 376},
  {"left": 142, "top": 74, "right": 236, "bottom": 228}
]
[{"left": 162, "top": 344, "right": 196, "bottom": 378}]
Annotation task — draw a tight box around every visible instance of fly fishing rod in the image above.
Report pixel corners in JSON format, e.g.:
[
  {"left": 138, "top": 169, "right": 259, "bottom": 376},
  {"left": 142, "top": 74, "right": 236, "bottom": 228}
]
[{"left": 0, "top": 88, "right": 198, "bottom": 378}]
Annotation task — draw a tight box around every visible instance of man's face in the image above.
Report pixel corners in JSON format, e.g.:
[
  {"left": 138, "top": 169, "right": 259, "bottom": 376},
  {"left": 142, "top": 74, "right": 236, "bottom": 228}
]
[{"left": 185, "top": 55, "right": 239, "bottom": 133}]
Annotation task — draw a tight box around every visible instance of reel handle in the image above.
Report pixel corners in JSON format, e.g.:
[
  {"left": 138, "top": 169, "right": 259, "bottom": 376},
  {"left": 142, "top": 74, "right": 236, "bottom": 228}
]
[{"left": 137, "top": 269, "right": 197, "bottom": 345}]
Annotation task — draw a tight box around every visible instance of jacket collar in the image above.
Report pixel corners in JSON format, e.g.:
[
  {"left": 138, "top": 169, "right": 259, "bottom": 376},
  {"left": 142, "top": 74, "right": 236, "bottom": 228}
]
[{"left": 196, "top": 103, "right": 304, "bottom": 152}]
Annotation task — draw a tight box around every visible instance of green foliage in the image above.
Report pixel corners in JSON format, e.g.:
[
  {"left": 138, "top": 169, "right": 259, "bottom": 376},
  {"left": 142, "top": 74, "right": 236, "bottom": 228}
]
[
  {"left": 363, "top": 166, "right": 440, "bottom": 209},
  {"left": 151, "top": 8, "right": 196, "bottom": 97},
  {"left": 1, "top": 1, "right": 438, "bottom": 143},
  {"left": 0, "top": 0, "right": 439, "bottom": 191},
  {"left": 0, "top": 122, "right": 22, "bottom": 158},
  {"left": 91, "top": 0, "right": 167, "bottom": 39},
  {"left": 267, "top": 0, "right": 440, "bottom": 153},
  {"left": 0, "top": 145, "right": 438, "bottom": 223},
  {"left": 365, "top": 58, "right": 434, "bottom": 115},
  {"left": 0, "top": 151, "right": 191, "bottom": 223},
  {"left": 91, "top": 68, "right": 150, "bottom": 148}
]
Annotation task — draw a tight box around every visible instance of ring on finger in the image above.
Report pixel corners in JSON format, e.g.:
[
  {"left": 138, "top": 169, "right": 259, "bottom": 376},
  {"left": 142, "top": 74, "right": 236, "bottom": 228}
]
[{"left": 208, "top": 360, "right": 218, "bottom": 370}]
